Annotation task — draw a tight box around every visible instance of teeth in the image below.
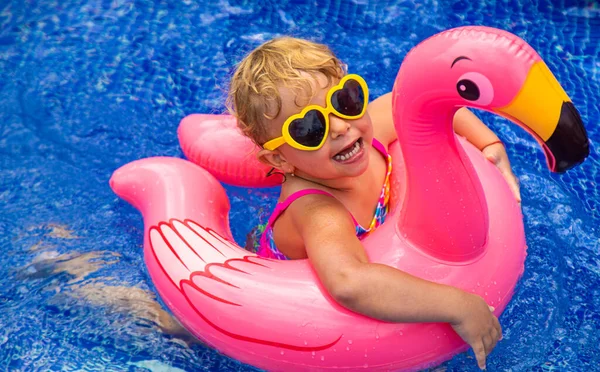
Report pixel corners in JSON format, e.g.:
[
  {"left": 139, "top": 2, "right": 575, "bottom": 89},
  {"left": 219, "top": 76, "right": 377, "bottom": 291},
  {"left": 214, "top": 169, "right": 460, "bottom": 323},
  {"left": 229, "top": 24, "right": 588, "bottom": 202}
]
[{"left": 334, "top": 140, "right": 361, "bottom": 161}]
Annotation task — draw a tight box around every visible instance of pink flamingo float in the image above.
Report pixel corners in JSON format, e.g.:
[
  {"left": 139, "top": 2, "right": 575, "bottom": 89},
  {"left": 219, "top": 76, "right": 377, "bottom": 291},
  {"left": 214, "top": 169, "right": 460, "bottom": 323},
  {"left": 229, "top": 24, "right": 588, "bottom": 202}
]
[{"left": 110, "top": 26, "right": 589, "bottom": 371}]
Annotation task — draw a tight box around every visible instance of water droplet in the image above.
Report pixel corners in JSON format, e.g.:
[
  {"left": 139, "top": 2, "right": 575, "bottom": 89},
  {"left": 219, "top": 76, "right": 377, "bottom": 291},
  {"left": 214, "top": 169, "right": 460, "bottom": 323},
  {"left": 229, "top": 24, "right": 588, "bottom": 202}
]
[
  {"left": 311, "top": 351, "right": 316, "bottom": 356},
  {"left": 363, "top": 363, "right": 369, "bottom": 368},
  {"left": 493, "top": 281, "right": 497, "bottom": 285},
  {"left": 321, "top": 356, "right": 325, "bottom": 361},
  {"left": 346, "top": 346, "right": 350, "bottom": 351},
  {"left": 280, "top": 351, "right": 285, "bottom": 355},
  {"left": 348, "top": 340, "right": 353, "bottom": 344},
  {"left": 304, "top": 340, "right": 307, "bottom": 345},
  {"left": 364, "top": 353, "right": 368, "bottom": 358}
]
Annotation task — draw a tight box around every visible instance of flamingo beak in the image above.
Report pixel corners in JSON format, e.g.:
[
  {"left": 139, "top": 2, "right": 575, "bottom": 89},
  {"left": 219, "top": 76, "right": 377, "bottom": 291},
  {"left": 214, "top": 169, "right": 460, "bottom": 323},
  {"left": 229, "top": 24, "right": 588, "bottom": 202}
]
[{"left": 494, "top": 61, "right": 589, "bottom": 173}]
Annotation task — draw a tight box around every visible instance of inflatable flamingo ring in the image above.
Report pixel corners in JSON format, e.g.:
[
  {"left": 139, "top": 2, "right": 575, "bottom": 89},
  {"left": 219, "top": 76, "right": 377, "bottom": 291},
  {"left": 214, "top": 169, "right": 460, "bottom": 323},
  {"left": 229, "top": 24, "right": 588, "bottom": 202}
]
[{"left": 110, "top": 26, "right": 589, "bottom": 371}]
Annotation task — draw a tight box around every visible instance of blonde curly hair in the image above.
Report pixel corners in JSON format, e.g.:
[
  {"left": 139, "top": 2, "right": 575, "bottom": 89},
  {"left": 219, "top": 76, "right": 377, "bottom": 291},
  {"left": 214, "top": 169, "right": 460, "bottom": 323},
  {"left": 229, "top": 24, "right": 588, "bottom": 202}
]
[{"left": 226, "top": 37, "right": 345, "bottom": 147}]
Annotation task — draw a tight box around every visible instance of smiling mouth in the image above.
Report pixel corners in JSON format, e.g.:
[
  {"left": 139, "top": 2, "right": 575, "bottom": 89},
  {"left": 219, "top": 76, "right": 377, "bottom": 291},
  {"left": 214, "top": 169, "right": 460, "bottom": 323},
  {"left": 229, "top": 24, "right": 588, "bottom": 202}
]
[{"left": 333, "top": 138, "right": 363, "bottom": 162}]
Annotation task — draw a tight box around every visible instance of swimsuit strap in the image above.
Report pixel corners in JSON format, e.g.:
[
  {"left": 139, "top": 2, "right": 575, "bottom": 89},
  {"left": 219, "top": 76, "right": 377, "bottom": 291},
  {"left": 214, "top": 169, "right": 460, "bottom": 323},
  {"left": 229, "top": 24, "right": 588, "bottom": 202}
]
[
  {"left": 355, "top": 138, "right": 393, "bottom": 236},
  {"left": 258, "top": 189, "right": 335, "bottom": 251},
  {"left": 269, "top": 189, "right": 333, "bottom": 223},
  {"left": 371, "top": 137, "right": 388, "bottom": 157}
]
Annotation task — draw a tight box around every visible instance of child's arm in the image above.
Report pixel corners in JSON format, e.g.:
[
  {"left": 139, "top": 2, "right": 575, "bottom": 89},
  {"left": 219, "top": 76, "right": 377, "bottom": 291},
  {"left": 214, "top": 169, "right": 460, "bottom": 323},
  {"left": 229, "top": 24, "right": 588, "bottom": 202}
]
[
  {"left": 453, "top": 108, "right": 500, "bottom": 150},
  {"left": 289, "top": 195, "right": 502, "bottom": 370}
]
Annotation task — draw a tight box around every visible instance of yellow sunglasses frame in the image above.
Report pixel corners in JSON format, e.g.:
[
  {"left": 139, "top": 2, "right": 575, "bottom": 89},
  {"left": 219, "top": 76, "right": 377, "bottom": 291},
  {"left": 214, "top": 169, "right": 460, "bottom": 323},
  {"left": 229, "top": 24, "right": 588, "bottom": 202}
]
[{"left": 263, "top": 74, "right": 369, "bottom": 151}]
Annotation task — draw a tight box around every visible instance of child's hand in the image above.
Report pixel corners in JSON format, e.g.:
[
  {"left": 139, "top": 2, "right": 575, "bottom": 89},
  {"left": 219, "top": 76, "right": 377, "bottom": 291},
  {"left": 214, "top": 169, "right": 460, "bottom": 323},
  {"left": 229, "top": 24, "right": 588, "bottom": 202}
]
[
  {"left": 482, "top": 142, "right": 521, "bottom": 203},
  {"left": 450, "top": 293, "right": 502, "bottom": 370}
]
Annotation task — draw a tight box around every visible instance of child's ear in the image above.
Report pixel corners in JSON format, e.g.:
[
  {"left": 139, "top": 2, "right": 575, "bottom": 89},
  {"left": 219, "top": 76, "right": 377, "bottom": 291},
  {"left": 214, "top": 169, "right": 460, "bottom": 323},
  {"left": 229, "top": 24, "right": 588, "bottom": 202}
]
[{"left": 257, "top": 149, "right": 294, "bottom": 174}]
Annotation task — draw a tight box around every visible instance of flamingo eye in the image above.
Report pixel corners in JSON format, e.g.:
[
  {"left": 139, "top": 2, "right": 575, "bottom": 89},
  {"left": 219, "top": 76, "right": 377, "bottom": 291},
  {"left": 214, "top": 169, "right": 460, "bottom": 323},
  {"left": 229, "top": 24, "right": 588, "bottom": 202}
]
[
  {"left": 456, "top": 72, "right": 494, "bottom": 106},
  {"left": 457, "top": 79, "right": 479, "bottom": 100}
]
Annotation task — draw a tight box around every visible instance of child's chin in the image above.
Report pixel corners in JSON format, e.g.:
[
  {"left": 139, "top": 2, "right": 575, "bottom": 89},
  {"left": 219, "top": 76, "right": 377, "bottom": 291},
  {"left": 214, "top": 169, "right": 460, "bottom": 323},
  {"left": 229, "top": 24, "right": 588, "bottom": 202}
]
[{"left": 334, "top": 158, "right": 369, "bottom": 176}]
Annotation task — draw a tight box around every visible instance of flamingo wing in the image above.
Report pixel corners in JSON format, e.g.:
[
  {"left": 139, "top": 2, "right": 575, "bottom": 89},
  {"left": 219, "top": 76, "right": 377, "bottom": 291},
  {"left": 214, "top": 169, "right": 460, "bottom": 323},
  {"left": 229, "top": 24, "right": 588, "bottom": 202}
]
[{"left": 149, "top": 218, "right": 347, "bottom": 351}]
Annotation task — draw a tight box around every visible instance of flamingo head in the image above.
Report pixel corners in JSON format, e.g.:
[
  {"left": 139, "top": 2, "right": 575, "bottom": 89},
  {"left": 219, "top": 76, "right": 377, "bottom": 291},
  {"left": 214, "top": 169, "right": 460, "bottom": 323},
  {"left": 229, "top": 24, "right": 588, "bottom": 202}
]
[{"left": 393, "top": 26, "right": 589, "bottom": 173}]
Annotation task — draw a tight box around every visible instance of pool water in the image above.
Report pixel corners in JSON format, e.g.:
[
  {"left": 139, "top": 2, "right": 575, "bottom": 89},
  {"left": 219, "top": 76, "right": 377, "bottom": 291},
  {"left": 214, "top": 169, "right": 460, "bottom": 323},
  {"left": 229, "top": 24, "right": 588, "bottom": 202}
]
[{"left": 1, "top": 0, "right": 599, "bottom": 371}]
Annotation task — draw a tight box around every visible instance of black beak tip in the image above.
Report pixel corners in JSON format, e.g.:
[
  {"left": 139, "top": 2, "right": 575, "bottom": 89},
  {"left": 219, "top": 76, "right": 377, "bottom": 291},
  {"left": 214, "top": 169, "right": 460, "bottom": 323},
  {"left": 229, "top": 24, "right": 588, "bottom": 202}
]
[{"left": 545, "top": 101, "right": 590, "bottom": 173}]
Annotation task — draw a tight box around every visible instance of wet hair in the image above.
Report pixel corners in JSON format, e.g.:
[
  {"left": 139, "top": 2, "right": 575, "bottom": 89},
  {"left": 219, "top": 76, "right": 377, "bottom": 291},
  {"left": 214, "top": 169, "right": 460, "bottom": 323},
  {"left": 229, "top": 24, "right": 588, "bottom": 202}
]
[{"left": 226, "top": 37, "right": 345, "bottom": 147}]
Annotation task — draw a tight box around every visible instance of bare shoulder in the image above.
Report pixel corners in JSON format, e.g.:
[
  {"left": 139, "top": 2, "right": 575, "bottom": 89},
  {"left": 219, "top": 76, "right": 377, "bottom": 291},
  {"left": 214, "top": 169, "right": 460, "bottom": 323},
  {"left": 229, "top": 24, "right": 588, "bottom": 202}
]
[
  {"left": 286, "top": 193, "right": 369, "bottom": 266},
  {"left": 367, "top": 92, "right": 396, "bottom": 148},
  {"left": 271, "top": 188, "right": 356, "bottom": 259},
  {"left": 286, "top": 192, "right": 354, "bottom": 234}
]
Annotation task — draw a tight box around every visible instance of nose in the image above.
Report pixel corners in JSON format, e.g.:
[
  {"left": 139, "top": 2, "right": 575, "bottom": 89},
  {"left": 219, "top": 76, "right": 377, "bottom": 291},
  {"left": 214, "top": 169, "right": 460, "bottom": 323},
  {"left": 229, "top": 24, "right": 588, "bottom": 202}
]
[{"left": 329, "top": 115, "right": 351, "bottom": 139}]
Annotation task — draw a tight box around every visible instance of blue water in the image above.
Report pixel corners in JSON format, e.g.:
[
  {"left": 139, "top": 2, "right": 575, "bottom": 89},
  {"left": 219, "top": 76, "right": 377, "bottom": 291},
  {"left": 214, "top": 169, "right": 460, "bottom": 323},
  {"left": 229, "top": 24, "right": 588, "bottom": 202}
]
[{"left": 1, "top": 0, "right": 599, "bottom": 370}]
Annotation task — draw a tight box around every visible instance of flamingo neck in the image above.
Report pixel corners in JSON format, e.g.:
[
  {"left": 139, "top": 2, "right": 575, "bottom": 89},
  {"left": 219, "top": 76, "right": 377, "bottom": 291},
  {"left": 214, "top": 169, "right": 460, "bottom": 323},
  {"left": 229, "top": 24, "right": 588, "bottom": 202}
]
[{"left": 396, "top": 105, "right": 488, "bottom": 262}]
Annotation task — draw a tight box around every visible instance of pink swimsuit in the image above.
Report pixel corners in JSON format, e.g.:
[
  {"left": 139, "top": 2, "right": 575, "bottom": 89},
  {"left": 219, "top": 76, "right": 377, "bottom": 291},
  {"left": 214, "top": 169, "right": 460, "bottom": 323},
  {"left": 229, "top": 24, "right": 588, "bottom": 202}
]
[{"left": 255, "top": 138, "right": 393, "bottom": 260}]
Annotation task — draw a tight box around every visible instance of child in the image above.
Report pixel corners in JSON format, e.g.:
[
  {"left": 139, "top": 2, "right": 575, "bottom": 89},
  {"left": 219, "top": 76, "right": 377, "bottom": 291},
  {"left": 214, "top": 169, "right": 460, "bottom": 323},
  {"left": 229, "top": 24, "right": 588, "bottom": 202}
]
[{"left": 227, "top": 37, "right": 520, "bottom": 370}]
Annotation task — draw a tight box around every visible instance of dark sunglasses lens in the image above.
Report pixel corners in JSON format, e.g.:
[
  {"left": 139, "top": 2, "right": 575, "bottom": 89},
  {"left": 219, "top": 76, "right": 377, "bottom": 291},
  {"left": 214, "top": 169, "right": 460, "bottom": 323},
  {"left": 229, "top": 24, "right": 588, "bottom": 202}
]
[
  {"left": 289, "top": 110, "right": 326, "bottom": 147},
  {"left": 331, "top": 79, "right": 365, "bottom": 116}
]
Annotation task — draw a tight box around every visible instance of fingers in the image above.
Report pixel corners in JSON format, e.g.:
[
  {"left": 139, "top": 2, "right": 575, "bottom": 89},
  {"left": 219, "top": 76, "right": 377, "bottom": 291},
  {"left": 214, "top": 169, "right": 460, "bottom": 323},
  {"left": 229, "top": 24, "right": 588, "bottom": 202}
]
[
  {"left": 484, "top": 150, "right": 522, "bottom": 202},
  {"left": 482, "top": 333, "right": 494, "bottom": 355},
  {"left": 497, "top": 163, "right": 521, "bottom": 202},
  {"left": 489, "top": 327, "right": 502, "bottom": 352},
  {"left": 476, "top": 326, "right": 501, "bottom": 370},
  {"left": 475, "top": 306, "right": 501, "bottom": 370},
  {"left": 508, "top": 176, "right": 521, "bottom": 203},
  {"left": 483, "top": 328, "right": 498, "bottom": 355},
  {"left": 506, "top": 172, "right": 521, "bottom": 202},
  {"left": 473, "top": 341, "right": 487, "bottom": 370},
  {"left": 493, "top": 315, "right": 503, "bottom": 340},
  {"left": 488, "top": 305, "right": 502, "bottom": 338}
]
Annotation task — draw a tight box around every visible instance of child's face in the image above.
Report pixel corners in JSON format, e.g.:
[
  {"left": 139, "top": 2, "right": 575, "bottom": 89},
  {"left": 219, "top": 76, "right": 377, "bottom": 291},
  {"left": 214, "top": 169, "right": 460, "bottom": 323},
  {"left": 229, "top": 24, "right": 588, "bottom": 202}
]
[{"left": 266, "top": 73, "right": 374, "bottom": 180}]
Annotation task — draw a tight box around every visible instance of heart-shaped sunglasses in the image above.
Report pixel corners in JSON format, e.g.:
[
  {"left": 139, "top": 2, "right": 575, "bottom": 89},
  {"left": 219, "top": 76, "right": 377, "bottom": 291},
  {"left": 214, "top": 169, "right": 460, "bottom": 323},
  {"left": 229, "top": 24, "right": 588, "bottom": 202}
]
[{"left": 263, "top": 74, "right": 369, "bottom": 151}]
